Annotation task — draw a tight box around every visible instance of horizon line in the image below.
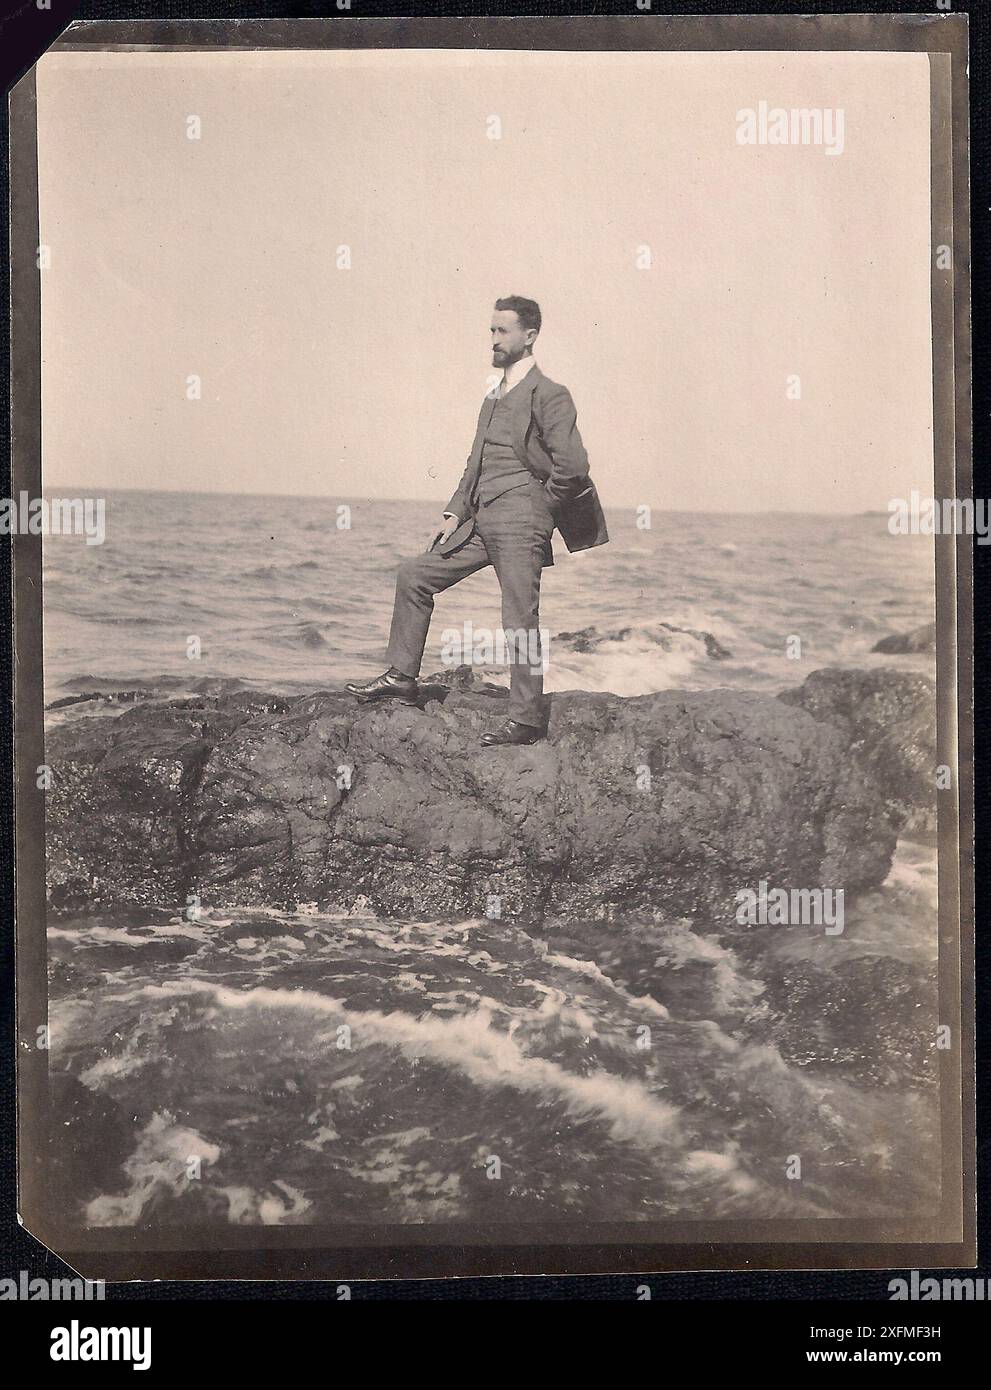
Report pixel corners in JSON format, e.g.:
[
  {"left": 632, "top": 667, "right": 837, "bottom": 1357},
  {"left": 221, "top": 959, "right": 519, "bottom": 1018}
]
[{"left": 36, "top": 485, "right": 894, "bottom": 517}]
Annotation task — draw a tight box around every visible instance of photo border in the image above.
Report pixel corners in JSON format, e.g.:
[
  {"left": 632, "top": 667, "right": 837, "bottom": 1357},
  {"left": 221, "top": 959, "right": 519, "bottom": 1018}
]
[{"left": 10, "top": 12, "right": 974, "bottom": 1282}]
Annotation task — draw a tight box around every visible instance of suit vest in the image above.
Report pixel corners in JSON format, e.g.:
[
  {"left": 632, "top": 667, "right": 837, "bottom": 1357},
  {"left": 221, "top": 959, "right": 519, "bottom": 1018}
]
[{"left": 475, "top": 391, "right": 532, "bottom": 505}]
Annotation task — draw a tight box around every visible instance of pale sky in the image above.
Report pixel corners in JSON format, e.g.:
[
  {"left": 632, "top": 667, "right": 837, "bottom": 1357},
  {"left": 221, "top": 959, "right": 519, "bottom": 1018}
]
[{"left": 36, "top": 47, "right": 935, "bottom": 512}]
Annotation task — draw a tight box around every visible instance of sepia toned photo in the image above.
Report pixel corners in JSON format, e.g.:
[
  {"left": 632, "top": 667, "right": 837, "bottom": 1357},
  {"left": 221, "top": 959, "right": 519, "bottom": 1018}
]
[{"left": 11, "top": 14, "right": 973, "bottom": 1281}]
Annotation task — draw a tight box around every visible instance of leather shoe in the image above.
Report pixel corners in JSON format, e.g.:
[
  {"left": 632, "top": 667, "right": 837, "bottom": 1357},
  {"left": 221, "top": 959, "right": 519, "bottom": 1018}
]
[
  {"left": 346, "top": 669, "right": 419, "bottom": 704},
  {"left": 480, "top": 719, "right": 543, "bottom": 747}
]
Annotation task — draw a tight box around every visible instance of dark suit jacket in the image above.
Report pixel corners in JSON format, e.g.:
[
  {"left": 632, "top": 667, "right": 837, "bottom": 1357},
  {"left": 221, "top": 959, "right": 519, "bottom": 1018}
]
[{"left": 444, "top": 365, "right": 608, "bottom": 554}]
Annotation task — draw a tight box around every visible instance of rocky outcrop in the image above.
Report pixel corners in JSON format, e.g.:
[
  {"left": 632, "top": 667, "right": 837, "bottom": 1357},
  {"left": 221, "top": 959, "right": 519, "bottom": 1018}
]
[
  {"left": 45, "top": 666, "right": 913, "bottom": 926},
  {"left": 872, "top": 621, "right": 936, "bottom": 654},
  {"left": 778, "top": 667, "right": 936, "bottom": 835},
  {"left": 755, "top": 953, "right": 938, "bottom": 1088},
  {"left": 556, "top": 622, "right": 732, "bottom": 661}
]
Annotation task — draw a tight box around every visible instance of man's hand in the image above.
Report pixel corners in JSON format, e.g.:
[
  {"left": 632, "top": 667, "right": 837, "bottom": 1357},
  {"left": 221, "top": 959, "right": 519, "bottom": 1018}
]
[{"left": 427, "top": 514, "right": 460, "bottom": 552}]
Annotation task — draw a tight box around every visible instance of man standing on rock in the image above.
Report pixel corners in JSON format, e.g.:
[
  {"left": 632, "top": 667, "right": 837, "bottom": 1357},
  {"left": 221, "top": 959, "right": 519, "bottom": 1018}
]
[{"left": 347, "top": 296, "right": 608, "bottom": 746}]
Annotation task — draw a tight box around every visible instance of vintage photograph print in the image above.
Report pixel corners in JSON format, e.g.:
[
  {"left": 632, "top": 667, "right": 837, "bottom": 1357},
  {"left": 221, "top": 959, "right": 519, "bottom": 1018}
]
[{"left": 11, "top": 15, "right": 973, "bottom": 1280}]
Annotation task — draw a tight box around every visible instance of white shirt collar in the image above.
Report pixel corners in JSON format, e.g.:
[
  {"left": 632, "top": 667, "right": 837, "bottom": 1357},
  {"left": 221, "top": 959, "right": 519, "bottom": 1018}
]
[{"left": 502, "top": 355, "right": 538, "bottom": 393}]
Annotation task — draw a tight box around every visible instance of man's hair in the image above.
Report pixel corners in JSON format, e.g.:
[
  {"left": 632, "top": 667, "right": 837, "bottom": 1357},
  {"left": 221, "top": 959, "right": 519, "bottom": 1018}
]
[{"left": 494, "top": 295, "right": 541, "bottom": 335}]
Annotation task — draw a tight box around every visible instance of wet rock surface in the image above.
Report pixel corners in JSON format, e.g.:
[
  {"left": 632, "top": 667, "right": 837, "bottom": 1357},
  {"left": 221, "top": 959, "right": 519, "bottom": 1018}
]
[
  {"left": 778, "top": 667, "right": 936, "bottom": 835},
  {"left": 45, "top": 668, "right": 906, "bottom": 925}
]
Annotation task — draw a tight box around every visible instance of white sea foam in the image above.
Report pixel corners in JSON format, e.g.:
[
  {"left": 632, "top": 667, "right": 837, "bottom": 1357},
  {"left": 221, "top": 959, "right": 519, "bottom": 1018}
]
[
  {"left": 125, "top": 979, "right": 688, "bottom": 1152},
  {"left": 85, "top": 1112, "right": 220, "bottom": 1226}
]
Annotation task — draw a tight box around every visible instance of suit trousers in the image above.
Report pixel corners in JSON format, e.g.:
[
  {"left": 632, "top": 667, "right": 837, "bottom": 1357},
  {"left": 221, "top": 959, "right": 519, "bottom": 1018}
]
[{"left": 385, "top": 479, "right": 554, "bottom": 727}]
